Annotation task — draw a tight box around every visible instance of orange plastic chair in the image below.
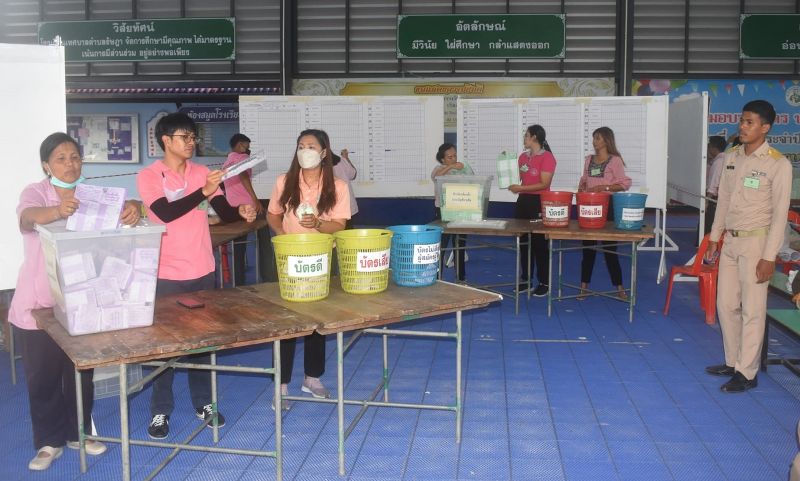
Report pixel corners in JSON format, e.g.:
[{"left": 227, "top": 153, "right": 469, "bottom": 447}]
[
  {"left": 779, "top": 211, "right": 800, "bottom": 275},
  {"left": 663, "top": 234, "right": 723, "bottom": 325}
]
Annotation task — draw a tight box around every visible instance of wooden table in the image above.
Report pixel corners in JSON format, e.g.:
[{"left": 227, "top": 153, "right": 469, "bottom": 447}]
[
  {"left": 432, "top": 218, "right": 534, "bottom": 314},
  {"left": 530, "top": 221, "right": 655, "bottom": 323},
  {"left": 210, "top": 217, "right": 269, "bottom": 287},
  {"left": 34, "top": 280, "right": 500, "bottom": 480},
  {"left": 242, "top": 280, "right": 501, "bottom": 475},
  {"left": 34, "top": 287, "right": 318, "bottom": 481}
]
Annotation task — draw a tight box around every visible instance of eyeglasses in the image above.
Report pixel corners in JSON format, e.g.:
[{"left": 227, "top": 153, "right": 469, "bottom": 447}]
[{"left": 169, "top": 134, "right": 201, "bottom": 144}]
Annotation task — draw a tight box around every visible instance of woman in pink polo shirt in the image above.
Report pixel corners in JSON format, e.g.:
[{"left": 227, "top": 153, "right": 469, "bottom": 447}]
[
  {"left": 10, "top": 132, "right": 141, "bottom": 470},
  {"left": 137, "top": 113, "right": 257, "bottom": 440},
  {"left": 267, "top": 129, "right": 351, "bottom": 410},
  {"left": 508, "top": 124, "right": 557, "bottom": 297},
  {"left": 577, "top": 126, "right": 632, "bottom": 299}
]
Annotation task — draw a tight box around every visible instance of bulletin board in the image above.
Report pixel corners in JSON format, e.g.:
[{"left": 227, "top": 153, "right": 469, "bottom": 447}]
[{"left": 67, "top": 113, "right": 139, "bottom": 163}]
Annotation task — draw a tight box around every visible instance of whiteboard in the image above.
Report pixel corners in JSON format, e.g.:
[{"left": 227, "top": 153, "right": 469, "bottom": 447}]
[
  {"left": 457, "top": 96, "right": 669, "bottom": 208},
  {"left": 1, "top": 44, "right": 66, "bottom": 290},
  {"left": 667, "top": 92, "right": 708, "bottom": 209},
  {"left": 239, "top": 96, "right": 445, "bottom": 198}
]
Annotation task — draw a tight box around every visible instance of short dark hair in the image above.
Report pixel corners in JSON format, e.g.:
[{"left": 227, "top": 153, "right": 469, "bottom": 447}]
[
  {"left": 742, "top": 100, "right": 776, "bottom": 126},
  {"left": 155, "top": 113, "right": 197, "bottom": 150},
  {"left": 229, "top": 133, "right": 251, "bottom": 149},
  {"left": 436, "top": 143, "right": 456, "bottom": 163},
  {"left": 40, "top": 132, "right": 79, "bottom": 163},
  {"left": 708, "top": 135, "right": 727, "bottom": 153}
]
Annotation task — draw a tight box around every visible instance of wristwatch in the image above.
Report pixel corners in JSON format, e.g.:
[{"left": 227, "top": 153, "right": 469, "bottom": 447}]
[{"left": 315, "top": 218, "right": 322, "bottom": 229}]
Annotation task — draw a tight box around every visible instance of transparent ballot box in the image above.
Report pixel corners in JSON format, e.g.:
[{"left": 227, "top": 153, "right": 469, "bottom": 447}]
[{"left": 434, "top": 175, "right": 494, "bottom": 222}]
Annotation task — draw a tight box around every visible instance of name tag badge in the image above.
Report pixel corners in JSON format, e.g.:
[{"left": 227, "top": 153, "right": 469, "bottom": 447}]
[
  {"left": 590, "top": 168, "right": 601, "bottom": 176},
  {"left": 743, "top": 177, "right": 760, "bottom": 189},
  {"left": 198, "top": 199, "right": 209, "bottom": 211}
]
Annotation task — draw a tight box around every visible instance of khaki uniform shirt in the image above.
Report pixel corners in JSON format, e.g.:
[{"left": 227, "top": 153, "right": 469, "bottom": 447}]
[{"left": 710, "top": 142, "right": 793, "bottom": 261}]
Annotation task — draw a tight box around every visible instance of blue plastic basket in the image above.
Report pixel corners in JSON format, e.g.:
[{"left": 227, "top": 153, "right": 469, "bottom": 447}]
[
  {"left": 612, "top": 192, "right": 648, "bottom": 230},
  {"left": 387, "top": 225, "right": 442, "bottom": 287}
]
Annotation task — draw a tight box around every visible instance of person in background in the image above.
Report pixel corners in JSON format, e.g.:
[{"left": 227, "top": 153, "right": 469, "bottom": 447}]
[
  {"left": 333, "top": 149, "right": 359, "bottom": 228},
  {"left": 705, "top": 100, "right": 792, "bottom": 393},
  {"left": 137, "top": 113, "right": 257, "bottom": 439},
  {"left": 267, "top": 128, "right": 351, "bottom": 410},
  {"left": 431, "top": 143, "right": 473, "bottom": 281},
  {"left": 704, "top": 135, "right": 727, "bottom": 235},
  {"left": 10, "top": 132, "right": 141, "bottom": 470},
  {"left": 222, "top": 133, "right": 264, "bottom": 286},
  {"left": 508, "top": 125, "right": 556, "bottom": 296},
  {"left": 577, "top": 126, "right": 632, "bottom": 300}
]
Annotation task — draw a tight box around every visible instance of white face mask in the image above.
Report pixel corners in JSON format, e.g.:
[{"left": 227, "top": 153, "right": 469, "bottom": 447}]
[
  {"left": 162, "top": 173, "right": 188, "bottom": 202},
  {"left": 297, "top": 148, "right": 322, "bottom": 169}
]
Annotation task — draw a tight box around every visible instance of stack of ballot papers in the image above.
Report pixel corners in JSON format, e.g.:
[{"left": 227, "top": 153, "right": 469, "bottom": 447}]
[{"left": 66, "top": 184, "right": 126, "bottom": 232}]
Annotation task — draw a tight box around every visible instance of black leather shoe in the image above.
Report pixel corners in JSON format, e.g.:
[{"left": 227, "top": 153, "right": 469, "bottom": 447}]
[
  {"left": 705, "top": 364, "right": 735, "bottom": 376},
  {"left": 720, "top": 372, "right": 757, "bottom": 393}
]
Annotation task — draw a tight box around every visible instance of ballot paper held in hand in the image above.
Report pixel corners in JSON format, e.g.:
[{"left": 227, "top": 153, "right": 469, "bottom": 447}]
[{"left": 222, "top": 154, "right": 266, "bottom": 180}]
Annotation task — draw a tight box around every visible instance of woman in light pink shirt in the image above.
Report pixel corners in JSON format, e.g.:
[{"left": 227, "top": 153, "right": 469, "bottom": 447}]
[
  {"left": 9, "top": 132, "right": 140, "bottom": 470},
  {"left": 577, "top": 127, "right": 632, "bottom": 299},
  {"left": 267, "top": 129, "right": 351, "bottom": 410}
]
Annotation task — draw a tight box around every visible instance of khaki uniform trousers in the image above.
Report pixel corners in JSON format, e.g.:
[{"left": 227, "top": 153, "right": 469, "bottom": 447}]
[{"left": 716, "top": 234, "right": 769, "bottom": 380}]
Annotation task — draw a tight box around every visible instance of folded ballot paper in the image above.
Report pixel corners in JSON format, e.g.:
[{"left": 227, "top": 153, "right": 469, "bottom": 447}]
[
  {"left": 222, "top": 154, "right": 266, "bottom": 181},
  {"left": 496, "top": 151, "right": 520, "bottom": 189},
  {"left": 66, "top": 184, "right": 126, "bottom": 231}
]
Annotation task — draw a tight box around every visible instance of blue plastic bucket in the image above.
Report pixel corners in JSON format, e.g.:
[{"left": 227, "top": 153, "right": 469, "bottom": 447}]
[
  {"left": 612, "top": 192, "right": 648, "bottom": 230},
  {"left": 387, "top": 225, "right": 442, "bottom": 287}
]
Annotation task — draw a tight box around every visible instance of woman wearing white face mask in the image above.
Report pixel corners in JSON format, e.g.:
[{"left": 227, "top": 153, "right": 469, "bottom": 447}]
[{"left": 267, "top": 129, "right": 351, "bottom": 409}]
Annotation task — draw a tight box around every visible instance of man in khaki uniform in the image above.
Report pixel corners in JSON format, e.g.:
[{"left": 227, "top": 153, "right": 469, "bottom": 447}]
[{"left": 704, "top": 100, "right": 792, "bottom": 392}]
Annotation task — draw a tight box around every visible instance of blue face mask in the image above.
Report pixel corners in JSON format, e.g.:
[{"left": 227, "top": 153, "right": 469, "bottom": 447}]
[{"left": 49, "top": 174, "right": 85, "bottom": 189}]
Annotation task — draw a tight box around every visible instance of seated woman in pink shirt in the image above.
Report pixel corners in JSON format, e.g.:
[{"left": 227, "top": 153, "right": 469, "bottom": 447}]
[
  {"left": 267, "top": 129, "right": 351, "bottom": 410},
  {"left": 577, "top": 126, "right": 632, "bottom": 299},
  {"left": 9, "top": 132, "right": 141, "bottom": 471}
]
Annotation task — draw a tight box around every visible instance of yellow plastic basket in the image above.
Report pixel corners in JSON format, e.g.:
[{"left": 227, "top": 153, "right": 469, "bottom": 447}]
[
  {"left": 333, "top": 229, "right": 393, "bottom": 294},
  {"left": 271, "top": 233, "right": 334, "bottom": 302}
]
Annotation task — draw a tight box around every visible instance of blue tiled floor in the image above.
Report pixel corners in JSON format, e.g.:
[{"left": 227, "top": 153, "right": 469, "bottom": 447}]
[{"left": 2, "top": 216, "right": 799, "bottom": 480}]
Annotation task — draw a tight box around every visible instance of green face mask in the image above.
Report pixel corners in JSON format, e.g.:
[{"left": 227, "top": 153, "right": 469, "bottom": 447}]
[{"left": 49, "top": 174, "right": 85, "bottom": 189}]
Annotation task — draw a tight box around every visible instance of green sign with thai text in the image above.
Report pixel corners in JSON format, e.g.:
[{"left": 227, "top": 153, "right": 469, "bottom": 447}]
[
  {"left": 397, "top": 14, "right": 565, "bottom": 59},
  {"left": 740, "top": 14, "right": 800, "bottom": 59},
  {"left": 38, "top": 18, "right": 235, "bottom": 62}
]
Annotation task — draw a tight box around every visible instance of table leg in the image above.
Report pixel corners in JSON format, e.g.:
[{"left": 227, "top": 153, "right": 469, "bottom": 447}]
[
  {"left": 382, "top": 327, "right": 389, "bottom": 402},
  {"left": 558, "top": 240, "right": 563, "bottom": 298},
  {"left": 254, "top": 233, "right": 261, "bottom": 284},
  {"left": 274, "top": 340, "right": 282, "bottom": 481},
  {"left": 229, "top": 241, "right": 237, "bottom": 288},
  {"left": 120, "top": 363, "right": 131, "bottom": 481},
  {"left": 629, "top": 241, "right": 638, "bottom": 323},
  {"left": 515, "top": 235, "right": 520, "bottom": 315},
  {"left": 75, "top": 368, "right": 87, "bottom": 472},
  {"left": 337, "top": 332, "right": 345, "bottom": 476},
  {"left": 9, "top": 324, "right": 16, "bottom": 385},
  {"left": 217, "top": 245, "right": 224, "bottom": 288},
  {"left": 527, "top": 234, "right": 532, "bottom": 300},
  {"left": 211, "top": 352, "right": 219, "bottom": 442},
  {"left": 547, "top": 238, "right": 553, "bottom": 317},
  {"left": 456, "top": 310, "right": 463, "bottom": 442}
]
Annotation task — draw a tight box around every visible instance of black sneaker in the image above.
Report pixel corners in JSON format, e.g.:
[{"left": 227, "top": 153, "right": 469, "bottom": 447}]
[
  {"left": 195, "top": 404, "right": 226, "bottom": 428},
  {"left": 532, "top": 284, "right": 549, "bottom": 297},
  {"left": 148, "top": 414, "right": 169, "bottom": 439}
]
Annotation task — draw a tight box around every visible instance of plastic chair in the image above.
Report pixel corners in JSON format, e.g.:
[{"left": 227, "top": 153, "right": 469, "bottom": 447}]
[
  {"left": 663, "top": 234, "right": 723, "bottom": 325},
  {"left": 779, "top": 210, "right": 800, "bottom": 275}
]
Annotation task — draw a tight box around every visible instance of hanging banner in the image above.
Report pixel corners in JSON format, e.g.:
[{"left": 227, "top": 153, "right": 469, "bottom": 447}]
[{"left": 38, "top": 18, "right": 235, "bottom": 62}]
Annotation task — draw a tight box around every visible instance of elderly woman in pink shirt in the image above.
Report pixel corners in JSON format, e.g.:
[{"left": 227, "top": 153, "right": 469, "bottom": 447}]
[
  {"left": 9, "top": 132, "right": 140, "bottom": 471},
  {"left": 577, "top": 127, "right": 632, "bottom": 299},
  {"left": 267, "top": 128, "right": 350, "bottom": 410}
]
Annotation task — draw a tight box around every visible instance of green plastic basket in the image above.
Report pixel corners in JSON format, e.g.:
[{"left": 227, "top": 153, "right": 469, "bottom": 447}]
[
  {"left": 272, "top": 233, "right": 334, "bottom": 302},
  {"left": 333, "top": 229, "right": 393, "bottom": 294}
]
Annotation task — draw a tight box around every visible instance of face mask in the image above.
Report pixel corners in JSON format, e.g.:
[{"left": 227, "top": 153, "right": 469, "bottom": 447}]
[
  {"left": 162, "top": 173, "right": 188, "bottom": 202},
  {"left": 297, "top": 148, "right": 322, "bottom": 169},
  {"left": 49, "top": 174, "right": 85, "bottom": 189}
]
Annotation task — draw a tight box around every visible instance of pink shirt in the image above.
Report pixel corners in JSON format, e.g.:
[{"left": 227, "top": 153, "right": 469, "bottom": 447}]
[
  {"left": 518, "top": 150, "right": 557, "bottom": 194},
  {"left": 8, "top": 179, "right": 60, "bottom": 330},
  {"left": 579, "top": 155, "right": 632, "bottom": 191},
  {"left": 333, "top": 160, "right": 359, "bottom": 216},
  {"left": 268, "top": 171, "right": 351, "bottom": 234},
  {"left": 222, "top": 152, "right": 257, "bottom": 208},
  {"left": 137, "top": 159, "right": 221, "bottom": 281}
]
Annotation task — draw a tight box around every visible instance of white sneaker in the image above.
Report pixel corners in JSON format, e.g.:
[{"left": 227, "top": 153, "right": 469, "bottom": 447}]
[
  {"left": 271, "top": 384, "right": 292, "bottom": 411},
  {"left": 301, "top": 376, "right": 331, "bottom": 399},
  {"left": 28, "top": 446, "right": 63, "bottom": 471},
  {"left": 67, "top": 440, "right": 107, "bottom": 456}
]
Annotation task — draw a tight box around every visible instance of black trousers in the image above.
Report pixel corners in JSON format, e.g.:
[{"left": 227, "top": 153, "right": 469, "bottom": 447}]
[
  {"left": 280, "top": 332, "right": 326, "bottom": 384},
  {"left": 514, "top": 194, "right": 549, "bottom": 285},
  {"left": 581, "top": 196, "right": 623, "bottom": 286},
  {"left": 19, "top": 327, "right": 94, "bottom": 450},
  {"left": 435, "top": 207, "right": 466, "bottom": 281},
  {"left": 150, "top": 272, "right": 216, "bottom": 416}
]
